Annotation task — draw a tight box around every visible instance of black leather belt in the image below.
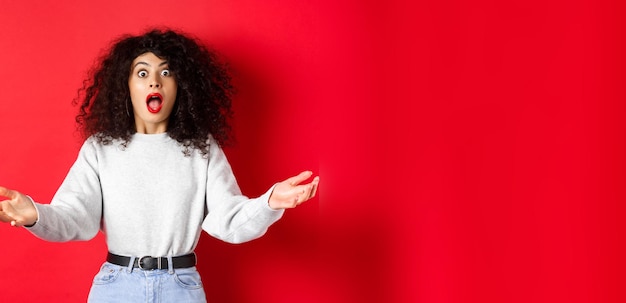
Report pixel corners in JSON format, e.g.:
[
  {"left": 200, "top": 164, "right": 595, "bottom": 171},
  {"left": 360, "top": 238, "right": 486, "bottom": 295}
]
[{"left": 107, "top": 252, "right": 196, "bottom": 270}]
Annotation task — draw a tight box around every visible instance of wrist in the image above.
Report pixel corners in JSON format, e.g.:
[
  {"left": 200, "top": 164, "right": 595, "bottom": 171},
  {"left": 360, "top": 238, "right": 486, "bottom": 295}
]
[{"left": 23, "top": 195, "right": 39, "bottom": 227}]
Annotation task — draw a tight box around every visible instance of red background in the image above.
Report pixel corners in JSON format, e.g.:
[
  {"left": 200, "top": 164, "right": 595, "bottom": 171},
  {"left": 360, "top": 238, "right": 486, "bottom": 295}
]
[{"left": 1, "top": 0, "right": 625, "bottom": 302}]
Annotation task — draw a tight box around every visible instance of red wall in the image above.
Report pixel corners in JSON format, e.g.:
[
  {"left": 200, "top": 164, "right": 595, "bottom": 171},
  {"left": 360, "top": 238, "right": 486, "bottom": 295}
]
[{"left": 1, "top": 0, "right": 625, "bottom": 302}]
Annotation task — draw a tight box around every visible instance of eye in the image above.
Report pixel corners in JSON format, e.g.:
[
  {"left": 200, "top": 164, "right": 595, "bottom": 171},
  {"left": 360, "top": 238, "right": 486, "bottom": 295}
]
[
  {"left": 161, "top": 69, "right": 171, "bottom": 77},
  {"left": 138, "top": 70, "right": 148, "bottom": 78}
]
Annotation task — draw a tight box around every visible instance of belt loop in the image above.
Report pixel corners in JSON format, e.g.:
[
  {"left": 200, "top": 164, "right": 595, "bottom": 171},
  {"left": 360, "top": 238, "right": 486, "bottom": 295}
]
[
  {"left": 167, "top": 255, "right": 174, "bottom": 274},
  {"left": 127, "top": 256, "right": 136, "bottom": 273}
]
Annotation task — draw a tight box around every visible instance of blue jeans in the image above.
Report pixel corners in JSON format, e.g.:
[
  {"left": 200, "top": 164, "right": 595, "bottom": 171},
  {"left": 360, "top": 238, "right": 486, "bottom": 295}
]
[{"left": 87, "top": 259, "right": 207, "bottom": 303}]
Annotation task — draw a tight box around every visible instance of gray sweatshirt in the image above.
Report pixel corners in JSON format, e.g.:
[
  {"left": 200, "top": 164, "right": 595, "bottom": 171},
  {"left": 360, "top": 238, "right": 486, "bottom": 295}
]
[{"left": 27, "top": 133, "right": 284, "bottom": 257}]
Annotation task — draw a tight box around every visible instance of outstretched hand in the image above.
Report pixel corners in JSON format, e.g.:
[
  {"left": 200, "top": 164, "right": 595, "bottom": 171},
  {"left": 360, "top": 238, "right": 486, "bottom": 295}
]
[
  {"left": 268, "top": 171, "right": 320, "bottom": 210},
  {"left": 0, "top": 186, "right": 38, "bottom": 227}
]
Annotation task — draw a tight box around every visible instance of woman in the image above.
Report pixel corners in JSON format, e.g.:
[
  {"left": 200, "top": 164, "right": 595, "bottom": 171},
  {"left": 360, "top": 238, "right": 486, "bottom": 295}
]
[{"left": 0, "top": 29, "right": 319, "bottom": 302}]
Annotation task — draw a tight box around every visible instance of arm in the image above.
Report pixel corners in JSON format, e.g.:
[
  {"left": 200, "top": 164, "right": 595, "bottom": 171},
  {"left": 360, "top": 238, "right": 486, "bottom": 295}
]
[
  {"left": 1, "top": 141, "right": 103, "bottom": 242},
  {"left": 201, "top": 139, "right": 319, "bottom": 244},
  {"left": 201, "top": 140, "right": 282, "bottom": 243}
]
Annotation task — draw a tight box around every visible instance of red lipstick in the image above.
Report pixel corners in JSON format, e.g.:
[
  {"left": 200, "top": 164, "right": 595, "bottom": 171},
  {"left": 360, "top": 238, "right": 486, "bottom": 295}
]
[{"left": 146, "top": 93, "right": 163, "bottom": 113}]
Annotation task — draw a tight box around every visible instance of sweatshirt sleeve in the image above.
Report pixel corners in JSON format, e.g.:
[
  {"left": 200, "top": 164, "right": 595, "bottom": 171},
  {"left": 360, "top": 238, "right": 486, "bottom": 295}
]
[
  {"left": 202, "top": 139, "right": 284, "bottom": 244},
  {"left": 26, "top": 140, "right": 102, "bottom": 242}
]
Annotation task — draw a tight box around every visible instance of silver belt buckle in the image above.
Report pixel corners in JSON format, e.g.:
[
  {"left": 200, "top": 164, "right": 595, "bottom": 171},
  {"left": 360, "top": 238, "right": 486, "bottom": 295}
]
[{"left": 138, "top": 256, "right": 161, "bottom": 270}]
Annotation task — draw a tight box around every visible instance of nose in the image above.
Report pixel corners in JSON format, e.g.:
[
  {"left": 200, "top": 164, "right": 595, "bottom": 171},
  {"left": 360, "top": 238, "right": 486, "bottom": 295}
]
[{"left": 149, "top": 75, "right": 161, "bottom": 88}]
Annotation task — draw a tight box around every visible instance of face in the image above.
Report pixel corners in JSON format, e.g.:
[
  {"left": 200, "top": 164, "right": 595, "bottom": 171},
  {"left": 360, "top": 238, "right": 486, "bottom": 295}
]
[{"left": 128, "top": 52, "right": 178, "bottom": 134}]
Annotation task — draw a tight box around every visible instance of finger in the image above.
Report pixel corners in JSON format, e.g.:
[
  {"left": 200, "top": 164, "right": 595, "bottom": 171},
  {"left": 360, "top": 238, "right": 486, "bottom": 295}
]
[
  {"left": 294, "top": 185, "right": 309, "bottom": 205},
  {"left": 294, "top": 188, "right": 306, "bottom": 205},
  {"left": 0, "top": 210, "right": 16, "bottom": 223},
  {"left": 278, "top": 183, "right": 306, "bottom": 197},
  {"left": 0, "top": 186, "right": 18, "bottom": 200},
  {"left": 0, "top": 205, "right": 21, "bottom": 226},
  {"left": 1, "top": 202, "right": 18, "bottom": 220},
  {"left": 290, "top": 176, "right": 319, "bottom": 204},
  {"left": 285, "top": 171, "right": 314, "bottom": 186},
  {"left": 295, "top": 184, "right": 316, "bottom": 206},
  {"left": 288, "top": 184, "right": 311, "bottom": 205},
  {"left": 2, "top": 204, "right": 30, "bottom": 227},
  {"left": 307, "top": 176, "right": 320, "bottom": 200},
  {"left": 295, "top": 176, "right": 319, "bottom": 202}
]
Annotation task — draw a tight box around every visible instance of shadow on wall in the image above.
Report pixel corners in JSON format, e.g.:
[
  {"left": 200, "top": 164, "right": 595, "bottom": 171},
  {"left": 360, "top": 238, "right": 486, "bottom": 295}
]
[
  {"left": 193, "top": 32, "right": 393, "bottom": 302},
  {"left": 196, "top": 206, "right": 394, "bottom": 303},
  {"left": 194, "top": 34, "right": 303, "bottom": 302}
]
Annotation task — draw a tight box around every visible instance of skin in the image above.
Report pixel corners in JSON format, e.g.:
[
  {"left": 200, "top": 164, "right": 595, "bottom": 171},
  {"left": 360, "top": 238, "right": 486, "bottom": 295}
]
[
  {"left": 0, "top": 52, "right": 319, "bottom": 227},
  {"left": 128, "top": 52, "right": 178, "bottom": 134}
]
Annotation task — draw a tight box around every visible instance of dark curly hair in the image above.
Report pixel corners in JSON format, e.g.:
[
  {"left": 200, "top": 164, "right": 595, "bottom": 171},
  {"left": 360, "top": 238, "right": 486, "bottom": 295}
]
[{"left": 74, "top": 28, "right": 234, "bottom": 156}]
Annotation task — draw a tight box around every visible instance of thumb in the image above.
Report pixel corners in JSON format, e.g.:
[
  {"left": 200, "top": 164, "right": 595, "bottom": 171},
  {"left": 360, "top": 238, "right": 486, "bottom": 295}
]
[
  {"left": 0, "top": 186, "right": 19, "bottom": 200},
  {"left": 285, "top": 171, "right": 314, "bottom": 186},
  {"left": 1, "top": 202, "right": 20, "bottom": 226},
  {"left": 0, "top": 206, "right": 16, "bottom": 223}
]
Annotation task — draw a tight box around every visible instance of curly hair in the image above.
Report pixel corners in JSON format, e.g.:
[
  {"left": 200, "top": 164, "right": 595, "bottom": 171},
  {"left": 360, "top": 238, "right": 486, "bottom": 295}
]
[{"left": 74, "top": 28, "right": 234, "bottom": 156}]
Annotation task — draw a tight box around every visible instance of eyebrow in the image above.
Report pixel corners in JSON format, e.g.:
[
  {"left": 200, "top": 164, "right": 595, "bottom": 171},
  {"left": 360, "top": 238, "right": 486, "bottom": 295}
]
[{"left": 133, "top": 60, "right": 169, "bottom": 69}]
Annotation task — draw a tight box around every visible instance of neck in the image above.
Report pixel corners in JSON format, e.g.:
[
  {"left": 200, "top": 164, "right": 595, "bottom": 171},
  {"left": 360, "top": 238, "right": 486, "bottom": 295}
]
[{"left": 135, "top": 122, "right": 168, "bottom": 134}]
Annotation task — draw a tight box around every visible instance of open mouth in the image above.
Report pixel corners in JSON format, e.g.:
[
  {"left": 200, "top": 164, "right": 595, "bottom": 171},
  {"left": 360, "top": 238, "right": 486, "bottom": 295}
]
[{"left": 146, "top": 93, "right": 163, "bottom": 113}]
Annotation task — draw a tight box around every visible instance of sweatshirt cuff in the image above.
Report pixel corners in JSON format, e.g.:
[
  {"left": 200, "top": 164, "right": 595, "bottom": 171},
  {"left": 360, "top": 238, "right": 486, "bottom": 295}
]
[
  {"left": 257, "top": 183, "right": 284, "bottom": 218},
  {"left": 262, "top": 183, "right": 283, "bottom": 211}
]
